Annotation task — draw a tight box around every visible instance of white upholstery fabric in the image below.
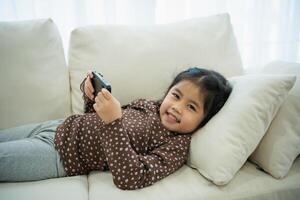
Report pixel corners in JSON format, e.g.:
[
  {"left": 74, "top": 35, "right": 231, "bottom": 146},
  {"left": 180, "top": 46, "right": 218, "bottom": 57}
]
[
  {"left": 0, "top": 176, "right": 88, "bottom": 200},
  {"left": 68, "top": 13, "right": 243, "bottom": 114},
  {"left": 1, "top": 16, "right": 300, "bottom": 200},
  {"left": 88, "top": 157, "right": 300, "bottom": 200},
  {"left": 188, "top": 74, "right": 296, "bottom": 185},
  {"left": 0, "top": 19, "right": 71, "bottom": 129},
  {"left": 250, "top": 61, "right": 300, "bottom": 179}
]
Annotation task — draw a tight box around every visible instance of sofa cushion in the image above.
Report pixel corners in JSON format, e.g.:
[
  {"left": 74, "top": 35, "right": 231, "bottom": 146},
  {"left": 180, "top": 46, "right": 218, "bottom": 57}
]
[
  {"left": 188, "top": 74, "right": 296, "bottom": 185},
  {"left": 250, "top": 61, "right": 300, "bottom": 178},
  {"left": 0, "top": 176, "right": 88, "bottom": 200},
  {"left": 68, "top": 13, "right": 244, "bottom": 114},
  {"left": 87, "top": 158, "right": 300, "bottom": 200},
  {"left": 0, "top": 18, "right": 71, "bottom": 129}
]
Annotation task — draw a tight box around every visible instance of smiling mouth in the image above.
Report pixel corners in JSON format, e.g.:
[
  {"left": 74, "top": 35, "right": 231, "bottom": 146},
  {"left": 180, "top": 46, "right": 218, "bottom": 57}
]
[{"left": 166, "top": 111, "right": 180, "bottom": 123}]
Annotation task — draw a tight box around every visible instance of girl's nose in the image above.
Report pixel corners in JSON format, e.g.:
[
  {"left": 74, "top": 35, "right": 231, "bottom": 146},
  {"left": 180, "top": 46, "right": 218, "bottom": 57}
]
[{"left": 172, "top": 104, "right": 182, "bottom": 114}]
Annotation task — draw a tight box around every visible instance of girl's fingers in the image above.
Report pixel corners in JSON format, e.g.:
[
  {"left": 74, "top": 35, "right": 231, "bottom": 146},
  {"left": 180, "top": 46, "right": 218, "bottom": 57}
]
[
  {"left": 94, "top": 95, "right": 99, "bottom": 104},
  {"left": 93, "top": 103, "right": 98, "bottom": 111},
  {"left": 87, "top": 70, "right": 93, "bottom": 78},
  {"left": 86, "top": 78, "right": 94, "bottom": 94},
  {"left": 86, "top": 89, "right": 94, "bottom": 100},
  {"left": 85, "top": 77, "right": 95, "bottom": 99},
  {"left": 95, "top": 93, "right": 104, "bottom": 104},
  {"left": 84, "top": 86, "right": 92, "bottom": 100},
  {"left": 96, "top": 89, "right": 111, "bottom": 102},
  {"left": 101, "top": 88, "right": 111, "bottom": 100},
  {"left": 98, "top": 92, "right": 106, "bottom": 103}
]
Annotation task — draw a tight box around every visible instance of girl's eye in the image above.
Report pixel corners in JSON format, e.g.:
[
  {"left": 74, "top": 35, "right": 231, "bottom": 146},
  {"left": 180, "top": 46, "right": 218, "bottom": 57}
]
[
  {"left": 188, "top": 104, "right": 197, "bottom": 112},
  {"left": 172, "top": 93, "right": 180, "bottom": 99}
]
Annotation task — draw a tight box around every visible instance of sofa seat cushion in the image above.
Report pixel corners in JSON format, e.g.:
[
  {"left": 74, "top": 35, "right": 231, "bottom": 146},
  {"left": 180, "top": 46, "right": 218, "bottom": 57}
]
[
  {"left": 0, "top": 176, "right": 88, "bottom": 200},
  {"left": 88, "top": 158, "right": 300, "bottom": 200}
]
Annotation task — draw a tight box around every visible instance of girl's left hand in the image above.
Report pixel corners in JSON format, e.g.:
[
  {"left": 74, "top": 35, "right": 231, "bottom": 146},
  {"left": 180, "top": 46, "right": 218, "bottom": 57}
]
[{"left": 93, "top": 89, "right": 122, "bottom": 124}]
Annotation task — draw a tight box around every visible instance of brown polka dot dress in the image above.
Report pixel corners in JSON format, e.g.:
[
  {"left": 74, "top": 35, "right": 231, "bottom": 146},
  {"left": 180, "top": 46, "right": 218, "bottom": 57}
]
[{"left": 54, "top": 79, "right": 192, "bottom": 190}]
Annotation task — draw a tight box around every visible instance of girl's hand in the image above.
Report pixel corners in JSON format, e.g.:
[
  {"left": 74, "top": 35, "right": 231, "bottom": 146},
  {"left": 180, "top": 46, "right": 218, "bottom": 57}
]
[
  {"left": 84, "top": 70, "right": 95, "bottom": 100},
  {"left": 93, "top": 88, "right": 122, "bottom": 124}
]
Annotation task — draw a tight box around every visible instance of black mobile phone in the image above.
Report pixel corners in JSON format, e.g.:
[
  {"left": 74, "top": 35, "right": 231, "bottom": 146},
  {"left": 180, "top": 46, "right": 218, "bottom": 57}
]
[{"left": 91, "top": 71, "right": 112, "bottom": 95}]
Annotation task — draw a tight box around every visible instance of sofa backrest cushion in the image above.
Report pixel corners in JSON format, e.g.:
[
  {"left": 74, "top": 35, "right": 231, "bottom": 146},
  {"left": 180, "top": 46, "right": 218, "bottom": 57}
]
[
  {"left": 250, "top": 61, "right": 300, "bottom": 179},
  {"left": 188, "top": 74, "right": 295, "bottom": 185},
  {"left": 0, "top": 18, "right": 71, "bottom": 129},
  {"left": 68, "top": 13, "right": 244, "bottom": 114}
]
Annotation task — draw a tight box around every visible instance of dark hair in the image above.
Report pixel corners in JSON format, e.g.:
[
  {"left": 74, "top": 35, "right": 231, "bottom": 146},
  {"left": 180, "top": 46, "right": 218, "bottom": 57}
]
[{"left": 164, "top": 67, "right": 232, "bottom": 129}]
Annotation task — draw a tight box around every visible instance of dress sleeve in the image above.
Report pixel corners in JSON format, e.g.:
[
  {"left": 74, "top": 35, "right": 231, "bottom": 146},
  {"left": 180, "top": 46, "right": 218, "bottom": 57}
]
[
  {"left": 125, "top": 99, "right": 160, "bottom": 112},
  {"left": 80, "top": 77, "right": 96, "bottom": 113},
  {"left": 100, "top": 119, "right": 191, "bottom": 190}
]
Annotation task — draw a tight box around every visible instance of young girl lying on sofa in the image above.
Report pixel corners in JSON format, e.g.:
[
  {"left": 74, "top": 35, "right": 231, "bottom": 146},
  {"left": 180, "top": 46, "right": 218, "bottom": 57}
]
[{"left": 0, "top": 67, "right": 232, "bottom": 190}]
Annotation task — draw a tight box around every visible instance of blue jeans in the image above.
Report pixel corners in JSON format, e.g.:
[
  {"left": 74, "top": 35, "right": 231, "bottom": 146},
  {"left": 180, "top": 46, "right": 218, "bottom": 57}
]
[{"left": 0, "top": 119, "right": 66, "bottom": 182}]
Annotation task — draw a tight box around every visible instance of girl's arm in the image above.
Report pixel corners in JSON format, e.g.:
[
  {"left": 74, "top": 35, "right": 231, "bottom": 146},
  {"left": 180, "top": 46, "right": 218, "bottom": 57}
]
[{"left": 100, "top": 120, "right": 190, "bottom": 190}]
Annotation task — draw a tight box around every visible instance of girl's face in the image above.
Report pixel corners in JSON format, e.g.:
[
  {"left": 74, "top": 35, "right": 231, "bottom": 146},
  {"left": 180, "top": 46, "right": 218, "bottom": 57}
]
[{"left": 159, "top": 80, "right": 205, "bottom": 134}]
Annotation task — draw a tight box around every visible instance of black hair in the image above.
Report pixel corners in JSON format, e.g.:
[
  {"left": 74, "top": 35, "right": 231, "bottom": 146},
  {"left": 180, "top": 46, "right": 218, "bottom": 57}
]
[{"left": 164, "top": 67, "right": 232, "bottom": 129}]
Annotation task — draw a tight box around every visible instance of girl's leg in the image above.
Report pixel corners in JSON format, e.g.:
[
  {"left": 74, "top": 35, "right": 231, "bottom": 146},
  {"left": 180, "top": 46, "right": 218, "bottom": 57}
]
[
  {"left": 0, "top": 119, "right": 66, "bottom": 182},
  {"left": 0, "top": 119, "right": 64, "bottom": 142}
]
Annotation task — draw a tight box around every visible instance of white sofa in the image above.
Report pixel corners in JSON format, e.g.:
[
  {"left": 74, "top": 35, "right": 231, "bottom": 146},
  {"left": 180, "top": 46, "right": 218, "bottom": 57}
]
[{"left": 0, "top": 14, "right": 300, "bottom": 200}]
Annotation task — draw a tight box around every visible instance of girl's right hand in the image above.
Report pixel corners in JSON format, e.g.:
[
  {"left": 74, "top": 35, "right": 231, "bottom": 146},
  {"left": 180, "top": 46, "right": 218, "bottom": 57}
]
[{"left": 84, "top": 70, "right": 95, "bottom": 100}]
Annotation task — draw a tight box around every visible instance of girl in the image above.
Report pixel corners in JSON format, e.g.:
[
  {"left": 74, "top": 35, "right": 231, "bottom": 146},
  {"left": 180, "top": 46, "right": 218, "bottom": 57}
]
[{"left": 0, "top": 67, "right": 232, "bottom": 190}]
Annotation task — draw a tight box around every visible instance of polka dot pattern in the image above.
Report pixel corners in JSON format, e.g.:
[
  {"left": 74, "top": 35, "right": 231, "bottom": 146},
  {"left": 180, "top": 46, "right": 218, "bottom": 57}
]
[{"left": 54, "top": 87, "right": 191, "bottom": 190}]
